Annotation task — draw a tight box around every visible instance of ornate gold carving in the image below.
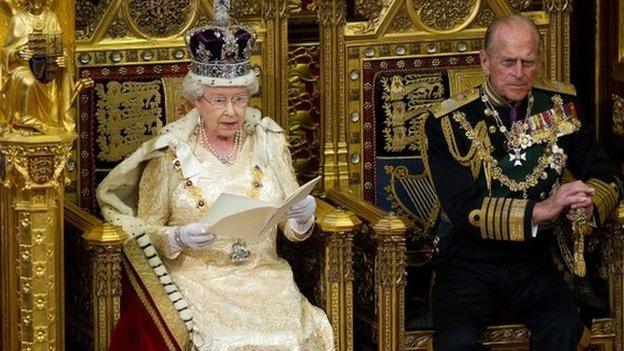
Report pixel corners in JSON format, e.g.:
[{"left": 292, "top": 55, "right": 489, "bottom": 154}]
[
  {"left": 231, "top": 0, "right": 261, "bottom": 17},
  {"left": 1, "top": 134, "right": 74, "bottom": 350},
  {"left": 353, "top": 244, "right": 376, "bottom": 315},
  {"left": 106, "top": 11, "right": 132, "bottom": 39},
  {"left": 509, "top": 0, "right": 534, "bottom": 11},
  {"left": 480, "top": 325, "right": 529, "bottom": 344},
  {"left": 355, "top": 0, "right": 384, "bottom": 20},
  {"left": 380, "top": 73, "right": 445, "bottom": 153},
  {"left": 389, "top": 4, "right": 415, "bottom": 32},
  {"left": 545, "top": 0, "right": 571, "bottom": 12},
  {"left": 375, "top": 229, "right": 407, "bottom": 351},
  {"left": 342, "top": 0, "right": 388, "bottom": 34},
  {"left": 0, "top": 141, "right": 72, "bottom": 188},
  {"left": 470, "top": 4, "right": 495, "bottom": 28},
  {"left": 1, "top": 1, "right": 92, "bottom": 136},
  {"left": 288, "top": 44, "right": 321, "bottom": 179},
  {"left": 447, "top": 68, "right": 485, "bottom": 96},
  {"left": 75, "top": 0, "right": 113, "bottom": 40},
  {"left": 123, "top": 0, "right": 195, "bottom": 39},
  {"left": 28, "top": 155, "right": 55, "bottom": 184},
  {"left": 613, "top": 94, "right": 624, "bottom": 137},
  {"left": 162, "top": 76, "right": 193, "bottom": 124},
  {"left": 323, "top": 227, "right": 356, "bottom": 351},
  {"left": 95, "top": 80, "right": 163, "bottom": 162},
  {"left": 404, "top": 331, "right": 433, "bottom": 348},
  {"left": 407, "top": 0, "right": 481, "bottom": 34}
]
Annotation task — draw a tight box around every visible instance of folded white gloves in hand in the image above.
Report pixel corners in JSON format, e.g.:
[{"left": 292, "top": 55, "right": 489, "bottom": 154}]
[
  {"left": 171, "top": 223, "right": 215, "bottom": 250},
  {"left": 286, "top": 195, "right": 316, "bottom": 224}
]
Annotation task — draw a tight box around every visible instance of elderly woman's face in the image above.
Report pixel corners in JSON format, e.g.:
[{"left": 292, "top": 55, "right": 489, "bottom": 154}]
[{"left": 195, "top": 86, "right": 249, "bottom": 139}]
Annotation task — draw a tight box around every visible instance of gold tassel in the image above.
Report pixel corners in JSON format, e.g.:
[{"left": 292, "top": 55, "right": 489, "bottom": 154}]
[{"left": 572, "top": 208, "right": 592, "bottom": 277}]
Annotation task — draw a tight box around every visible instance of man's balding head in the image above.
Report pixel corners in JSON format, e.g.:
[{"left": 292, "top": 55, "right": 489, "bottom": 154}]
[
  {"left": 484, "top": 15, "right": 541, "bottom": 55},
  {"left": 480, "top": 15, "right": 541, "bottom": 103}
]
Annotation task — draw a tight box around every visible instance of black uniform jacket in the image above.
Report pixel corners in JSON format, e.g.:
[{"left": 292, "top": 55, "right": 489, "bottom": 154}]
[{"left": 425, "top": 78, "right": 622, "bottom": 262}]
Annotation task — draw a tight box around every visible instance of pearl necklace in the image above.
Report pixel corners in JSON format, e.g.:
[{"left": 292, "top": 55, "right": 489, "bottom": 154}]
[{"left": 198, "top": 119, "right": 241, "bottom": 165}]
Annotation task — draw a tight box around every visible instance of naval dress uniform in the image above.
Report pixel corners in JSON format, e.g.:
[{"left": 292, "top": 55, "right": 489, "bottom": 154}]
[{"left": 424, "top": 78, "right": 622, "bottom": 351}]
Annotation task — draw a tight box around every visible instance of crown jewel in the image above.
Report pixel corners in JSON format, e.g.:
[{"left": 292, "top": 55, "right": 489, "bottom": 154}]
[{"left": 185, "top": 0, "right": 256, "bottom": 79}]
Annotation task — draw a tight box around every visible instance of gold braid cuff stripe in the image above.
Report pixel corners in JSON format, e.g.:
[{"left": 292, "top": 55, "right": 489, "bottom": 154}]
[
  {"left": 587, "top": 178, "right": 619, "bottom": 225},
  {"left": 479, "top": 197, "right": 528, "bottom": 241},
  {"left": 451, "top": 111, "right": 558, "bottom": 193}
]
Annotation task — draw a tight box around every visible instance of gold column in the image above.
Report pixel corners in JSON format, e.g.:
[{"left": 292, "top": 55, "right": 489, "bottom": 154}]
[
  {"left": 374, "top": 215, "right": 407, "bottom": 351},
  {"left": 545, "top": 0, "right": 572, "bottom": 81},
  {"left": 318, "top": 0, "right": 349, "bottom": 190},
  {"left": 261, "top": 0, "right": 290, "bottom": 126},
  {"left": 0, "top": 133, "right": 74, "bottom": 351},
  {"left": 83, "top": 223, "right": 126, "bottom": 351},
  {"left": 318, "top": 199, "right": 361, "bottom": 351}
]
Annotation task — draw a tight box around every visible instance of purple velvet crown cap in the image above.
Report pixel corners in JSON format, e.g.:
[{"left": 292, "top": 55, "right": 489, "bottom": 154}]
[
  {"left": 186, "top": 25, "right": 255, "bottom": 64},
  {"left": 184, "top": 24, "right": 256, "bottom": 79}
]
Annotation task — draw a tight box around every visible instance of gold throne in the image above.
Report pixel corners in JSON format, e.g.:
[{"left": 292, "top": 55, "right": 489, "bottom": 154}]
[{"left": 317, "top": 1, "right": 624, "bottom": 350}]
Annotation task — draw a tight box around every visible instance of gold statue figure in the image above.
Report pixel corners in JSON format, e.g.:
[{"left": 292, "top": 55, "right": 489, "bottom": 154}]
[{"left": 0, "top": 0, "right": 91, "bottom": 136}]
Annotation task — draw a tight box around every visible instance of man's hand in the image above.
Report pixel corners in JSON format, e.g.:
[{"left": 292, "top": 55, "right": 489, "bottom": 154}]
[
  {"left": 533, "top": 181, "right": 594, "bottom": 224},
  {"left": 565, "top": 193, "right": 594, "bottom": 222}
]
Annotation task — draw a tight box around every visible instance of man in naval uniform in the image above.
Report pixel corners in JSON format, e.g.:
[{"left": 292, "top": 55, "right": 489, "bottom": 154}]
[{"left": 425, "top": 15, "right": 622, "bottom": 351}]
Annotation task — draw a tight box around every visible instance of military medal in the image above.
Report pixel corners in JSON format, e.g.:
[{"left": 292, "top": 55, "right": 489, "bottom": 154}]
[
  {"left": 481, "top": 91, "right": 534, "bottom": 167},
  {"left": 509, "top": 148, "right": 527, "bottom": 166}
]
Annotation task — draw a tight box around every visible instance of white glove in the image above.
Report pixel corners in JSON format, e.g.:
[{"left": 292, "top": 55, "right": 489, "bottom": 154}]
[
  {"left": 286, "top": 195, "right": 316, "bottom": 224},
  {"left": 171, "top": 223, "right": 215, "bottom": 250}
]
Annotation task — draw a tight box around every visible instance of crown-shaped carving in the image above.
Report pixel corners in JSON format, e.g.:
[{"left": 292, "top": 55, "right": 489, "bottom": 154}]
[{"left": 184, "top": 0, "right": 256, "bottom": 80}]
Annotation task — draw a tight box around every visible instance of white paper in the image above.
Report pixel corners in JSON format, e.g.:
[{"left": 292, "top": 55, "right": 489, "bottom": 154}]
[{"left": 199, "top": 176, "right": 321, "bottom": 243}]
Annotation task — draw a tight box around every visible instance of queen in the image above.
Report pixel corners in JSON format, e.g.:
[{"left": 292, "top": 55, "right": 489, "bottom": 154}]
[{"left": 96, "top": 1, "right": 335, "bottom": 350}]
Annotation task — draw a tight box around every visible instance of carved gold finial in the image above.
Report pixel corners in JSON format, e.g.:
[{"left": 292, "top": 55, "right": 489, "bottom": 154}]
[{"left": 83, "top": 223, "right": 128, "bottom": 246}]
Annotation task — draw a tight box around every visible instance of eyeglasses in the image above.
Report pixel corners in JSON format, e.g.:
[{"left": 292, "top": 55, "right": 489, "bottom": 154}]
[{"left": 201, "top": 94, "right": 249, "bottom": 109}]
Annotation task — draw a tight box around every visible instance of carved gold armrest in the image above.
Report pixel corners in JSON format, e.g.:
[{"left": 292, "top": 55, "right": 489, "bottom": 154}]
[
  {"left": 314, "top": 197, "right": 361, "bottom": 351},
  {"left": 64, "top": 201, "right": 126, "bottom": 351},
  {"left": 324, "top": 189, "right": 408, "bottom": 351}
]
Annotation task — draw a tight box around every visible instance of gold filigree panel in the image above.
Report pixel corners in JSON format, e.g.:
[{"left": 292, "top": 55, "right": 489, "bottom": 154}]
[
  {"left": 287, "top": 44, "right": 321, "bottom": 180},
  {"left": 447, "top": 67, "right": 485, "bottom": 95},
  {"left": 509, "top": 0, "right": 534, "bottom": 11},
  {"left": 123, "top": 0, "right": 196, "bottom": 39},
  {"left": 389, "top": 3, "right": 416, "bottom": 32},
  {"left": 231, "top": 0, "right": 261, "bottom": 17},
  {"left": 95, "top": 80, "right": 163, "bottom": 162},
  {"left": 75, "top": 0, "right": 114, "bottom": 40},
  {"left": 162, "top": 76, "right": 194, "bottom": 124},
  {"left": 468, "top": 2, "right": 496, "bottom": 29},
  {"left": 380, "top": 73, "right": 445, "bottom": 153},
  {"left": 355, "top": 0, "right": 385, "bottom": 20},
  {"left": 613, "top": 94, "right": 624, "bottom": 138},
  {"left": 407, "top": 0, "right": 481, "bottom": 34}
]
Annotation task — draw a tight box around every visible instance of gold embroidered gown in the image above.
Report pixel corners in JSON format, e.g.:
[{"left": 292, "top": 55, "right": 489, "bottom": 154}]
[{"left": 135, "top": 121, "right": 334, "bottom": 351}]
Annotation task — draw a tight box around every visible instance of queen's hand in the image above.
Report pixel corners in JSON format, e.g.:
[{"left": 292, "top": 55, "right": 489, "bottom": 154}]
[
  {"left": 286, "top": 195, "right": 316, "bottom": 224},
  {"left": 171, "top": 223, "right": 215, "bottom": 250}
]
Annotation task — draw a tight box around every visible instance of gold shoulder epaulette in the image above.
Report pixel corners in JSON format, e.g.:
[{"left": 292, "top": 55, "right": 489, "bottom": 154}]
[
  {"left": 533, "top": 78, "right": 577, "bottom": 96},
  {"left": 431, "top": 88, "right": 480, "bottom": 118}
]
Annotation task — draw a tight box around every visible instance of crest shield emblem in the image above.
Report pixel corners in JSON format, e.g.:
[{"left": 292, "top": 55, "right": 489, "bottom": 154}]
[{"left": 27, "top": 32, "right": 62, "bottom": 83}]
